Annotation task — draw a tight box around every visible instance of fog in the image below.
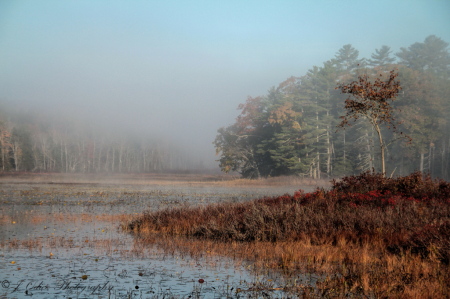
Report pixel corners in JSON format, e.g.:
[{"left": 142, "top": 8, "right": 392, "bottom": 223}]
[{"left": 1, "top": 0, "right": 449, "bottom": 171}]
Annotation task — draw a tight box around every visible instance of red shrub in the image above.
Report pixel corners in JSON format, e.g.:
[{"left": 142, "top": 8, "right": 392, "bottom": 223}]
[{"left": 129, "top": 171, "right": 450, "bottom": 262}]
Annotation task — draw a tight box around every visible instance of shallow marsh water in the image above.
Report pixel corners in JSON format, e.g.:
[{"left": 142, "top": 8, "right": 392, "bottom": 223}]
[{"left": 0, "top": 183, "right": 319, "bottom": 298}]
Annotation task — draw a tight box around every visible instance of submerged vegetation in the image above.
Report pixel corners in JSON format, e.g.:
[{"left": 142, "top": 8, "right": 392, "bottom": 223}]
[
  {"left": 3, "top": 179, "right": 305, "bottom": 298},
  {"left": 1, "top": 173, "right": 449, "bottom": 297},
  {"left": 129, "top": 171, "right": 450, "bottom": 298}
]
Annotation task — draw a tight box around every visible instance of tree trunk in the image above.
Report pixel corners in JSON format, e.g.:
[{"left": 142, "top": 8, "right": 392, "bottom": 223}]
[
  {"left": 441, "top": 142, "right": 445, "bottom": 180},
  {"left": 331, "top": 141, "right": 334, "bottom": 176},
  {"left": 375, "top": 124, "right": 385, "bottom": 176},
  {"left": 60, "top": 139, "right": 63, "bottom": 172},
  {"left": 97, "top": 144, "right": 102, "bottom": 173},
  {"left": 327, "top": 111, "right": 330, "bottom": 176},
  {"left": 112, "top": 147, "right": 115, "bottom": 172},
  {"left": 420, "top": 153, "right": 424, "bottom": 173},
  {"left": 366, "top": 131, "right": 373, "bottom": 170},
  {"left": 12, "top": 142, "right": 20, "bottom": 171},
  {"left": 105, "top": 148, "right": 109, "bottom": 172},
  {"left": 119, "top": 145, "right": 123, "bottom": 173},
  {"left": 92, "top": 140, "right": 96, "bottom": 173},
  {"left": 65, "top": 142, "right": 68, "bottom": 173},
  {"left": 428, "top": 143, "right": 432, "bottom": 176},
  {"left": 1, "top": 139, "right": 4, "bottom": 171},
  {"left": 317, "top": 151, "right": 320, "bottom": 179},
  {"left": 343, "top": 130, "right": 346, "bottom": 174},
  {"left": 401, "top": 155, "right": 403, "bottom": 176}
]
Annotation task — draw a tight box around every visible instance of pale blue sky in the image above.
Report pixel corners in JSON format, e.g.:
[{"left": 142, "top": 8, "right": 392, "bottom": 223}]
[{"left": 1, "top": 0, "right": 449, "bottom": 166}]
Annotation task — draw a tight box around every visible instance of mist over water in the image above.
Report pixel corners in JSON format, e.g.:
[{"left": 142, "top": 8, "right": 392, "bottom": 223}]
[{"left": 0, "top": 0, "right": 449, "bottom": 174}]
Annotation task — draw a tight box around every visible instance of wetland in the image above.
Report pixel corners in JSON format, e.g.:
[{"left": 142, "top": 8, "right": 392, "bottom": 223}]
[
  {"left": 2, "top": 172, "right": 449, "bottom": 298},
  {"left": 0, "top": 173, "right": 321, "bottom": 299}
]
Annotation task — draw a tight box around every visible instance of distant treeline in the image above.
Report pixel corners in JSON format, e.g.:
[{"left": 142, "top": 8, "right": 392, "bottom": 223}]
[
  {"left": 0, "top": 109, "right": 204, "bottom": 173},
  {"left": 214, "top": 35, "right": 450, "bottom": 179}
]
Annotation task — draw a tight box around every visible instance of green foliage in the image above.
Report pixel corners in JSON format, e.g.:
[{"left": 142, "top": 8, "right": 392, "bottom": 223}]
[
  {"left": 368, "top": 45, "right": 396, "bottom": 66},
  {"left": 214, "top": 35, "right": 450, "bottom": 179},
  {"left": 396, "top": 35, "right": 450, "bottom": 79},
  {"left": 11, "top": 126, "right": 33, "bottom": 171},
  {"left": 333, "top": 44, "right": 365, "bottom": 70}
]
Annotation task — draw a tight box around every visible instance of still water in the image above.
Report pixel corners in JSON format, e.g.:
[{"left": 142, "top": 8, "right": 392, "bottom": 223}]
[{"left": 0, "top": 183, "right": 318, "bottom": 298}]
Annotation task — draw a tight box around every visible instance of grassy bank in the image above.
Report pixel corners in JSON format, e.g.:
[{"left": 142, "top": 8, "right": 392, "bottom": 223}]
[{"left": 128, "top": 172, "right": 450, "bottom": 298}]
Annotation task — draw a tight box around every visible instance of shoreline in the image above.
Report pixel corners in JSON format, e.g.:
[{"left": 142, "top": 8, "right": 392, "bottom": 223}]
[{"left": 0, "top": 172, "right": 331, "bottom": 188}]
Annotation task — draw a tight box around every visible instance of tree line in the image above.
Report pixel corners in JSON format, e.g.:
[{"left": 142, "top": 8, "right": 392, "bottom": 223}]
[
  {"left": 214, "top": 35, "right": 450, "bottom": 180},
  {"left": 0, "top": 109, "right": 204, "bottom": 173}
]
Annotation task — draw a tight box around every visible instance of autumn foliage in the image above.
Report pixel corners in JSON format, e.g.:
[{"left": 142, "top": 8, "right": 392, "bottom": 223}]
[
  {"left": 128, "top": 172, "right": 450, "bottom": 297},
  {"left": 129, "top": 172, "right": 450, "bottom": 262},
  {"left": 337, "top": 69, "right": 412, "bottom": 175}
]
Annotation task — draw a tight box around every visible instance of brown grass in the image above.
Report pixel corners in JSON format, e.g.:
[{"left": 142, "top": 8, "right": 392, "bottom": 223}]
[
  {"left": 126, "top": 172, "right": 450, "bottom": 298},
  {"left": 0, "top": 212, "right": 133, "bottom": 225},
  {"left": 29, "top": 213, "right": 133, "bottom": 224},
  {"left": 0, "top": 172, "right": 330, "bottom": 188},
  {"left": 124, "top": 232, "right": 448, "bottom": 298}
]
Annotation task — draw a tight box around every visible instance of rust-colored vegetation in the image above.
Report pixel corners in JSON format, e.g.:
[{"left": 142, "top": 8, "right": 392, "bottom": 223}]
[{"left": 128, "top": 171, "right": 450, "bottom": 298}]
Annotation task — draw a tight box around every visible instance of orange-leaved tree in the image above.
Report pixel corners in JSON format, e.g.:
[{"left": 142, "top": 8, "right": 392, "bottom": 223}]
[{"left": 336, "top": 69, "right": 411, "bottom": 176}]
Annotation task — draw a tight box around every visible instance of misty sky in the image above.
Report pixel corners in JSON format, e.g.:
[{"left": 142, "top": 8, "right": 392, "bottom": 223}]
[{"left": 1, "top": 0, "right": 449, "bottom": 168}]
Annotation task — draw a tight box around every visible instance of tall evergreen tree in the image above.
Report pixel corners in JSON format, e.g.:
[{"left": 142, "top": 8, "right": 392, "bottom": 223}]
[
  {"left": 396, "top": 35, "right": 450, "bottom": 79},
  {"left": 395, "top": 66, "right": 446, "bottom": 174},
  {"left": 334, "top": 44, "right": 365, "bottom": 71},
  {"left": 212, "top": 37, "right": 450, "bottom": 179},
  {"left": 368, "top": 45, "right": 396, "bottom": 66},
  {"left": 214, "top": 96, "right": 267, "bottom": 178}
]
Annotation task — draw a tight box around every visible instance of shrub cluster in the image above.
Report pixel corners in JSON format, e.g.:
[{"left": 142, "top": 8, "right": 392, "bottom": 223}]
[
  {"left": 332, "top": 171, "right": 450, "bottom": 200},
  {"left": 128, "top": 171, "right": 450, "bottom": 262}
]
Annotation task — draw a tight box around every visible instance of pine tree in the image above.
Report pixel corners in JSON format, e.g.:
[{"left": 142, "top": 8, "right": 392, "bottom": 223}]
[
  {"left": 257, "top": 83, "right": 306, "bottom": 176},
  {"left": 396, "top": 35, "right": 450, "bottom": 79},
  {"left": 368, "top": 45, "right": 396, "bottom": 66},
  {"left": 334, "top": 44, "right": 365, "bottom": 71},
  {"left": 394, "top": 66, "right": 446, "bottom": 174}
]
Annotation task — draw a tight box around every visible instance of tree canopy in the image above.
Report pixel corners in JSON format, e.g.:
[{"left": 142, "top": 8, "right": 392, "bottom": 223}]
[{"left": 214, "top": 35, "right": 450, "bottom": 179}]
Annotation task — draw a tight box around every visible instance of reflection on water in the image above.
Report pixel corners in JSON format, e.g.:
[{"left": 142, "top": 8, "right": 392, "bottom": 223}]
[{"left": 0, "top": 183, "right": 318, "bottom": 298}]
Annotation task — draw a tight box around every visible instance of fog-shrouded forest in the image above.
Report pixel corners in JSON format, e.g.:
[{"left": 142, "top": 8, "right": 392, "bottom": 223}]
[
  {"left": 214, "top": 35, "right": 450, "bottom": 179},
  {"left": 1, "top": 35, "right": 449, "bottom": 178},
  {"left": 0, "top": 105, "right": 207, "bottom": 174}
]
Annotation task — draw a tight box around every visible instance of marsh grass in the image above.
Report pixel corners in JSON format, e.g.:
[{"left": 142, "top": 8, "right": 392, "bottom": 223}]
[
  {"left": 138, "top": 235, "right": 448, "bottom": 298},
  {"left": 27, "top": 212, "right": 134, "bottom": 224},
  {"left": 0, "top": 212, "right": 133, "bottom": 227},
  {"left": 0, "top": 172, "right": 329, "bottom": 187},
  {"left": 128, "top": 172, "right": 450, "bottom": 298},
  {"left": 1, "top": 185, "right": 322, "bottom": 298}
]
